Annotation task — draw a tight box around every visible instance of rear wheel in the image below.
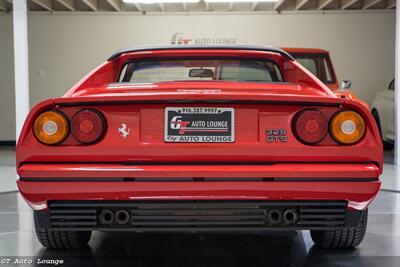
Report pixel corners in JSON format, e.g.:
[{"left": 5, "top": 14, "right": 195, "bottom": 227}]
[
  {"left": 310, "top": 209, "right": 368, "bottom": 249},
  {"left": 372, "top": 110, "right": 393, "bottom": 150},
  {"left": 34, "top": 212, "right": 91, "bottom": 249}
]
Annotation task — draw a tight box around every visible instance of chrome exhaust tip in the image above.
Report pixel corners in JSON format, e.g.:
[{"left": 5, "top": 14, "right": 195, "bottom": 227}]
[
  {"left": 99, "top": 209, "right": 114, "bottom": 225},
  {"left": 115, "top": 210, "right": 130, "bottom": 225}
]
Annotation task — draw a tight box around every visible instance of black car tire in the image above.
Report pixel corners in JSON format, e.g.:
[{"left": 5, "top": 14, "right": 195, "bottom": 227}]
[
  {"left": 372, "top": 110, "right": 394, "bottom": 150},
  {"left": 310, "top": 209, "right": 368, "bottom": 249},
  {"left": 34, "top": 212, "right": 91, "bottom": 249}
]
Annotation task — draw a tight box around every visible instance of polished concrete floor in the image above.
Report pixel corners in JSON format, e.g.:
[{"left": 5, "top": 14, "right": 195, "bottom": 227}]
[
  {"left": 1, "top": 146, "right": 400, "bottom": 266},
  {"left": 0, "top": 147, "right": 17, "bottom": 193},
  {"left": 0, "top": 191, "right": 399, "bottom": 266}
]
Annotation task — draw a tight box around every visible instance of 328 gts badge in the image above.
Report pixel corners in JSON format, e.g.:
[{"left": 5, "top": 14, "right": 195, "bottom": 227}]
[{"left": 266, "top": 129, "right": 288, "bottom": 143}]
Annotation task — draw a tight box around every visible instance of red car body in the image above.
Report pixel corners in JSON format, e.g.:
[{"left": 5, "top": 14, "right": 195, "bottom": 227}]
[{"left": 16, "top": 46, "right": 382, "bottom": 249}]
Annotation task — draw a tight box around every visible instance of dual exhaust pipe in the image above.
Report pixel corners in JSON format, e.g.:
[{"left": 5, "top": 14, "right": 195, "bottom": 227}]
[
  {"left": 99, "top": 209, "right": 130, "bottom": 225},
  {"left": 267, "top": 209, "right": 298, "bottom": 225},
  {"left": 99, "top": 208, "right": 297, "bottom": 226}
]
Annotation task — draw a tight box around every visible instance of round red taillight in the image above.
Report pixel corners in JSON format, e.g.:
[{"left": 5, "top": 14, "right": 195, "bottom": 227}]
[
  {"left": 293, "top": 109, "right": 328, "bottom": 144},
  {"left": 71, "top": 109, "right": 106, "bottom": 144}
]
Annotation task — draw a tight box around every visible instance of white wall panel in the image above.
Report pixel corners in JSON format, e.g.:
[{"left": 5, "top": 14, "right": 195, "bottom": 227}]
[
  {"left": 0, "top": 15, "right": 15, "bottom": 141},
  {"left": 0, "top": 12, "right": 396, "bottom": 140}
]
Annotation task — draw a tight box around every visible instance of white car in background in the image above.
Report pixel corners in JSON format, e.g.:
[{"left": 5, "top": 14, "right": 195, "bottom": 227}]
[{"left": 371, "top": 79, "right": 394, "bottom": 149}]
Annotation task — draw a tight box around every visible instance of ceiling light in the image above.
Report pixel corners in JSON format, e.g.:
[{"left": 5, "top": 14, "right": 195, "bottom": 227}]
[
  {"left": 204, "top": 0, "right": 280, "bottom": 2},
  {"left": 122, "top": 0, "right": 200, "bottom": 4}
]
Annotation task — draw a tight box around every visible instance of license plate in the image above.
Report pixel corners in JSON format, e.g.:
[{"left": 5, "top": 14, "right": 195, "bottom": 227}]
[{"left": 164, "top": 107, "right": 235, "bottom": 143}]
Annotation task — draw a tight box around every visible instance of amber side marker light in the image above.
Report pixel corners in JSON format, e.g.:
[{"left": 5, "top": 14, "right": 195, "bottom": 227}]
[
  {"left": 330, "top": 111, "right": 365, "bottom": 144},
  {"left": 33, "top": 111, "right": 69, "bottom": 145}
]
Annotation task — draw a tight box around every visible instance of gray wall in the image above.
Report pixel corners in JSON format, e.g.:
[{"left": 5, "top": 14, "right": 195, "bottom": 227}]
[
  {"left": 0, "top": 11, "right": 395, "bottom": 140},
  {"left": 0, "top": 15, "right": 14, "bottom": 141}
]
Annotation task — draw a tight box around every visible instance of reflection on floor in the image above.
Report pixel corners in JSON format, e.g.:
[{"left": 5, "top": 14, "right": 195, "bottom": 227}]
[
  {"left": 0, "top": 191, "right": 399, "bottom": 267},
  {"left": 381, "top": 150, "right": 400, "bottom": 192},
  {"left": 0, "top": 147, "right": 16, "bottom": 192}
]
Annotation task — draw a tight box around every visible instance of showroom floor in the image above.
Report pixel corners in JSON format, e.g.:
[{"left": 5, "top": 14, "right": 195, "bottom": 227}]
[
  {"left": 0, "top": 146, "right": 399, "bottom": 266},
  {"left": 0, "top": 147, "right": 17, "bottom": 193},
  {"left": 0, "top": 190, "right": 399, "bottom": 266}
]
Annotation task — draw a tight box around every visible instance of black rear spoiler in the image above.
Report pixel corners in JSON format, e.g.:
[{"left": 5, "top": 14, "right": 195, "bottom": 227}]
[{"left": 108, "top": 45, "right": 295, "bottom": 61}]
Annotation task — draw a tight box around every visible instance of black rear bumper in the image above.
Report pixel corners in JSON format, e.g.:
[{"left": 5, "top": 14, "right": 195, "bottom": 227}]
[{"left": 35, "top": 200, "right": 364, "bottom": 232}]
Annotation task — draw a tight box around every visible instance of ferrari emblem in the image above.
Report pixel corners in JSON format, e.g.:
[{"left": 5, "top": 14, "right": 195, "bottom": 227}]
[{"left": 118, "top": 123, "right": 130, "bottom": 139}]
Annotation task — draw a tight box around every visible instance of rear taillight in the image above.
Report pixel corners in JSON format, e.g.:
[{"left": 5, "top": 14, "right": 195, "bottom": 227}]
[
  {"left": 70, "top": 109, "right": 106, "bottom": 144},
  {"left": 33, "top": 111, "right": 69, "bottom": 145},
  {"left": 293, "top": 108, "right": 366, "bottom": 145},
  {"left": 330, "top": 110, "right": 365, "bottom": 144},
  {"left": 293, "top": 109, "right": 328, "bottom": 144}
]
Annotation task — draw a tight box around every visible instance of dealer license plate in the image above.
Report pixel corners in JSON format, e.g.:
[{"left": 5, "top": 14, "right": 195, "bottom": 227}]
[{"left": 164, "top": 107, "right": 235, "bottom": 143}]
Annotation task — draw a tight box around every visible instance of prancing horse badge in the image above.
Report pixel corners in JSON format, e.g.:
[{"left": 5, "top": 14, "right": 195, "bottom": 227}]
[{"left": 118, "top": 123, "right": 130, "bottom": 139}]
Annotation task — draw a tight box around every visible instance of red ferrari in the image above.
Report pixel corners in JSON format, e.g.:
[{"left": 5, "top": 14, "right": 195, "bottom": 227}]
[{"left": 16, "top": 45, "right": 382, "bottom": 249}]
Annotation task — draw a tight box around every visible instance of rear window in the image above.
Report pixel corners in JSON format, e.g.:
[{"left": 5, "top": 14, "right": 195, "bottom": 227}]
[{"left": 119, "top": 59, "right": 284, "bottom": 83}]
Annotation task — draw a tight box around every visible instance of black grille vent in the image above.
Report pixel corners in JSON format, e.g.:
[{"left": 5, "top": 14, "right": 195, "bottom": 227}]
[{"left": 48, "top": 200, "right": 347, "bottom": 230}]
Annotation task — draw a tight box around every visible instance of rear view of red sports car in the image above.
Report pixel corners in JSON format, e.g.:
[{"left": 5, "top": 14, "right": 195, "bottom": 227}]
[{"left": 16, "top": 45, "right": 382, "bottom": 249}]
